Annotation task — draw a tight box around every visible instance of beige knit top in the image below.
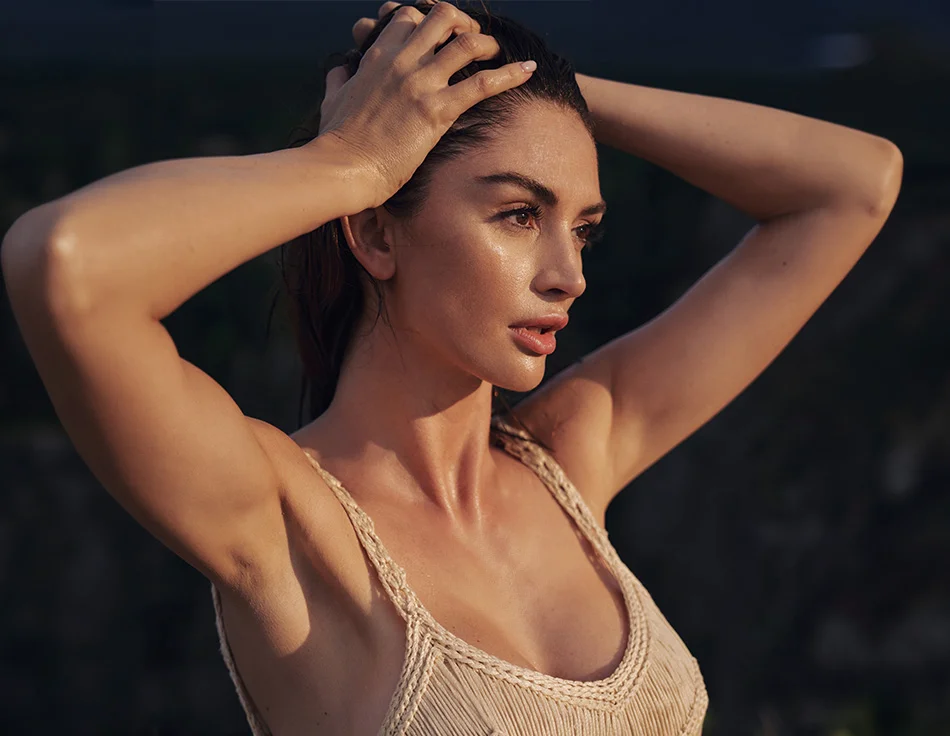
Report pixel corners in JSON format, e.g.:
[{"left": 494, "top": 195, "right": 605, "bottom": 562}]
[{"left": 212, "top": 414, "right": 708, "bottom": 735}]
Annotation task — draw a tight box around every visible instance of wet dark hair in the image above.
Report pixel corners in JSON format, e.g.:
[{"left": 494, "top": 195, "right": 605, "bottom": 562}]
[{"left": 277, "top": 0, "right": 592, "bottom": 445}]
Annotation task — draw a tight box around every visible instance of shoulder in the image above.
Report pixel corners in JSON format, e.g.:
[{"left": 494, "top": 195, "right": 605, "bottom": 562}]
[{"left": 498, "top": 357, "right": 616, "bottom": 524}]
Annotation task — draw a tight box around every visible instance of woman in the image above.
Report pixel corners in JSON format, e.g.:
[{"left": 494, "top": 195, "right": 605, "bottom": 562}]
[{"left": 1, "top": 0, "right": 902, "bottom": 734}]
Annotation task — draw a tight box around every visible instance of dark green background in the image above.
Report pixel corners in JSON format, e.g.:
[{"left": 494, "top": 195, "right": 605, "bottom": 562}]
[{"left": 2, "top": 2, "right": 949, "bottom": 734}]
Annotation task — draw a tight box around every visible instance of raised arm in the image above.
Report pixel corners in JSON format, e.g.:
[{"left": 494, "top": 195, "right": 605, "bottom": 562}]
[
  {"left": 514, "top": 73, "right": 902, "bottom": 520},
  {"left": 1, "top": 136, "right": 372, "bottom": 591},
  {"left": 1, "top": 0, "right": 535, "bottom": 591}
]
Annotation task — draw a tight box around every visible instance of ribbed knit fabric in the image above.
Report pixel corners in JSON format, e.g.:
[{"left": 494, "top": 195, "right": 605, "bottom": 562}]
[{"left": 212, "top": 414, "right": 708, "bottom": 735}]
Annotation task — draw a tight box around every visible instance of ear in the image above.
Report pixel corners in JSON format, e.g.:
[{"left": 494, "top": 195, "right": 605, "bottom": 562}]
[{"left": 339, "top": 207, "right": 400, "bottom": 281}]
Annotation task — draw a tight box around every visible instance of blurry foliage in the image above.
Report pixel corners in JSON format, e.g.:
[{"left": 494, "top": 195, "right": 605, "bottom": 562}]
[{"left": 1, "top": 43, "right": 949, "bottom": 736}]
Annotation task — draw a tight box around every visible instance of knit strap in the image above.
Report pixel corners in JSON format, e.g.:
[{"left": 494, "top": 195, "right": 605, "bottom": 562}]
[
  {"left": 489, "top": 414, "right": 620, "bottom": 571},
  {"left": 303, "top": 416, "right": 621, "bottom": 626},
  {"left": 302, "top": 450, "right": 423, "bottom": 624},
  {"left": 210, "top": 584, "right": 273, "bottom": 736}
]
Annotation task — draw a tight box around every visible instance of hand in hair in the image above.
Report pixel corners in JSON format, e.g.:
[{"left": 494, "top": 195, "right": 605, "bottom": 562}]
[
  {"left": 315, "top": 0, "right": 536, "bottom": 210},
  {"left": 351, "top": 1, "right": 437, "bottom": 48}
]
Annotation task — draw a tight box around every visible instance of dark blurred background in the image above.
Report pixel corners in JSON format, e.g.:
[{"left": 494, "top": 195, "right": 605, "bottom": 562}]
[{"left": 2, "top": 1, "right": 949, "bottom": 734}]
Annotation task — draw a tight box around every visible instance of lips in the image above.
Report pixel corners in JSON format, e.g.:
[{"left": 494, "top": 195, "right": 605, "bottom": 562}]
[
  {"left": 509, "top": 326, "right": 558, "bottom": 355},
  {"left": 509, "top": 314, "right": 569, "bottom": 334}
]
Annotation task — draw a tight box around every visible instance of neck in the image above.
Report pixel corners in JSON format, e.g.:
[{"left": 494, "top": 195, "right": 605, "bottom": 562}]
[{"left": 306, "top": 327, "right": 505, "bottom": 528}]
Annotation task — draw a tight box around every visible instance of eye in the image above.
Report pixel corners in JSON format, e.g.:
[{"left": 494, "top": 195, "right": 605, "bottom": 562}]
[
  {"left": 577, "top": 220, "right": 607, "bottom": 250},
  {"left": 502, "top": 205, "right": 542, "bottom": 230},
  {"left": 499, "top": 206, "right": 605, "bottom": 251}
]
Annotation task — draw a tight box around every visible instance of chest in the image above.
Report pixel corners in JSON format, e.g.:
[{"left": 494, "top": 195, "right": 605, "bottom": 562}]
[
  {"left": 222, "top": 453, "right": 631, "bottom": 735},
  {"left": 351, "top": 467, "right": 631, "bottom": 684}
]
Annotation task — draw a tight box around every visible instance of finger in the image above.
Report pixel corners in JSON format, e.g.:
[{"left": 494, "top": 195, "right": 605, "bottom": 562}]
[
  {"left": 372, "top": 4, "right": 426, "bottom": 48},
  {"left": 377, "top": 1, "right": 401, "bottom": 20},
  {"left": 430, "top": 31, "right": 501, "bottom": 77},
  {"left": 447, "top": 60, "right": 536, "bottom": 114},
  {"left": 352, "top": 17, "right": 376, "bottom": 48},
  {"left": 403, "top": 1, "right": 481, "bottom": 57},
  {"left": 324, "top": 65, "right": 350, "bottom": 100},
  {"left": 354, "top": 3, "right": 425, "bottom": 49}
]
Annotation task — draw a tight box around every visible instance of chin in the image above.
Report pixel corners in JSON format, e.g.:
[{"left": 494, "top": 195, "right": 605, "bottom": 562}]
[
  {"left": 492, "top": 358, "right": 546, "bottom": 394},
  {"left": 460, "top": 334, "right": 547, "bottom": 394}
]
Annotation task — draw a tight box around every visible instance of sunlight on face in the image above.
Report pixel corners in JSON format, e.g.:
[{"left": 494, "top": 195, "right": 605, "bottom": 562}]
[{"left": 388, "top": 101, "right": 605, "bottom": 393}]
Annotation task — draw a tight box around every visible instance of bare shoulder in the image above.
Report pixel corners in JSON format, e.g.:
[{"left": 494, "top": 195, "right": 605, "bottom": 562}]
[{"left": 504, "top": 355, "right": 616, "bottom": 525}]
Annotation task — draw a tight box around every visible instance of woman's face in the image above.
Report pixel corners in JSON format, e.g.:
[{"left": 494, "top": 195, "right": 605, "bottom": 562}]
[{"left": 380, "top": 101, "right": 605, "bottom": 393}]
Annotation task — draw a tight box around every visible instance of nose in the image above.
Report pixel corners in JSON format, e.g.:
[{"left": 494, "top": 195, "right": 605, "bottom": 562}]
[{"left": 534, "top": 232, "right": 587, "bottom": 300}]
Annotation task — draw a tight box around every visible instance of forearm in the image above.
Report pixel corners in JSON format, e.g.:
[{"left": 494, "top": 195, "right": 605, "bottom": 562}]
[
  {"left": 2, "top": 135, "right": 372, "bottom": 322},
  {"left": 576, "top": 73, "right": 902, "bottom": 221}
]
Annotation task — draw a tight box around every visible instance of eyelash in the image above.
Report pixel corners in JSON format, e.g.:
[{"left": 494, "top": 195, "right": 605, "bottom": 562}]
[{"left": 501, "top": 204, "right": 606, "bottom": 250}]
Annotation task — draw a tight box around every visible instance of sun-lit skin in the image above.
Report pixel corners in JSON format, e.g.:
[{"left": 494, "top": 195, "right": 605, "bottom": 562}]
[{"left": 305, "top": 101, "right": 605, "bottom": 530}]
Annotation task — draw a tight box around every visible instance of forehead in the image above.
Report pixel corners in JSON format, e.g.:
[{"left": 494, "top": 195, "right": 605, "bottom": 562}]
[{"left": 439, "top": 103, "right": 601, "bottom": 201}]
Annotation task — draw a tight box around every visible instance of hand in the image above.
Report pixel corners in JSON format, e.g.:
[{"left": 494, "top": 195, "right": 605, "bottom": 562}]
[
  {"left": 314, "top": 2, "right": 536, "bottom": 210},
  {"left": 351, "top": 1, "right": 436, "bottom": 49},
  {"left": 316, "top": 1, "right": 441, "bottom": 139},
  {"left": 317, "top": 1, "right": 437, "bottom": 135}
]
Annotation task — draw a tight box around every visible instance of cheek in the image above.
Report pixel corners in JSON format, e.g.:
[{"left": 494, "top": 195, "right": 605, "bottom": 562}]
[
  {"left": 398, "top": 221, "right": 534, "bottom": 336},
  {"left": 444, "top": 237, "right": 527, "bottom": 322}
]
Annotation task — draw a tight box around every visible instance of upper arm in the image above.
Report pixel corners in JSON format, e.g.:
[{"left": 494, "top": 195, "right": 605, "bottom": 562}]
[
  {"left": 3, "top": 223, "right": 289, "bottom": 592},
  {"left": 600, "top": 197, "right": 899, "bottom": 498},
  {"left": 515, "top": 185, "right": 901, "bottom": 518}
]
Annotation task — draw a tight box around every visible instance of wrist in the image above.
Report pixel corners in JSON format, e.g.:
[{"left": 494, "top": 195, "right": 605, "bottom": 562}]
[
  {"left": 298, "top": 133, "right": 382, "bottom": 215},
  {"left": 575, "top": 73, "right": 602, "bottom": 133},
  {"left": 575, "top": 72, "right": 597, "bottom": 100}
]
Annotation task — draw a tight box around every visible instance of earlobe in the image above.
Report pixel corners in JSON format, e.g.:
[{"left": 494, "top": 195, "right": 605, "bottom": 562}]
[{"left": 339, "top": 208, "right": 397, "bottom": 280}]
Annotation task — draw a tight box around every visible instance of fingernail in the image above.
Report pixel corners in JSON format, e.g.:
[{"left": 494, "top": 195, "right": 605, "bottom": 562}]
[{"left": 520, "top": 60, "right": 536, "bottom": 73}]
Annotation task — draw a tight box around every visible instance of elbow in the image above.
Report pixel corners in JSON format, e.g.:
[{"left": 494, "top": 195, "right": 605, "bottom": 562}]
[
  {"left": 866, "top": 139, "right": 904, "bottom": 219},
  {"left": 2, "top": 203, "right": 95, "bottom": 325}
]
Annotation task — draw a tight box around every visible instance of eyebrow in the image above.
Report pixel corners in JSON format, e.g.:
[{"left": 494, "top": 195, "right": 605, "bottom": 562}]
[{"left": 475, "top": 172, "right": 607, "bottom": 217}]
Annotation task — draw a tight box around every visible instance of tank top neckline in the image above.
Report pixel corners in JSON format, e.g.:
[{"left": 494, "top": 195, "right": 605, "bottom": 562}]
[{"left": 300, "top": 413, "right": 649, "bottom": 699}]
